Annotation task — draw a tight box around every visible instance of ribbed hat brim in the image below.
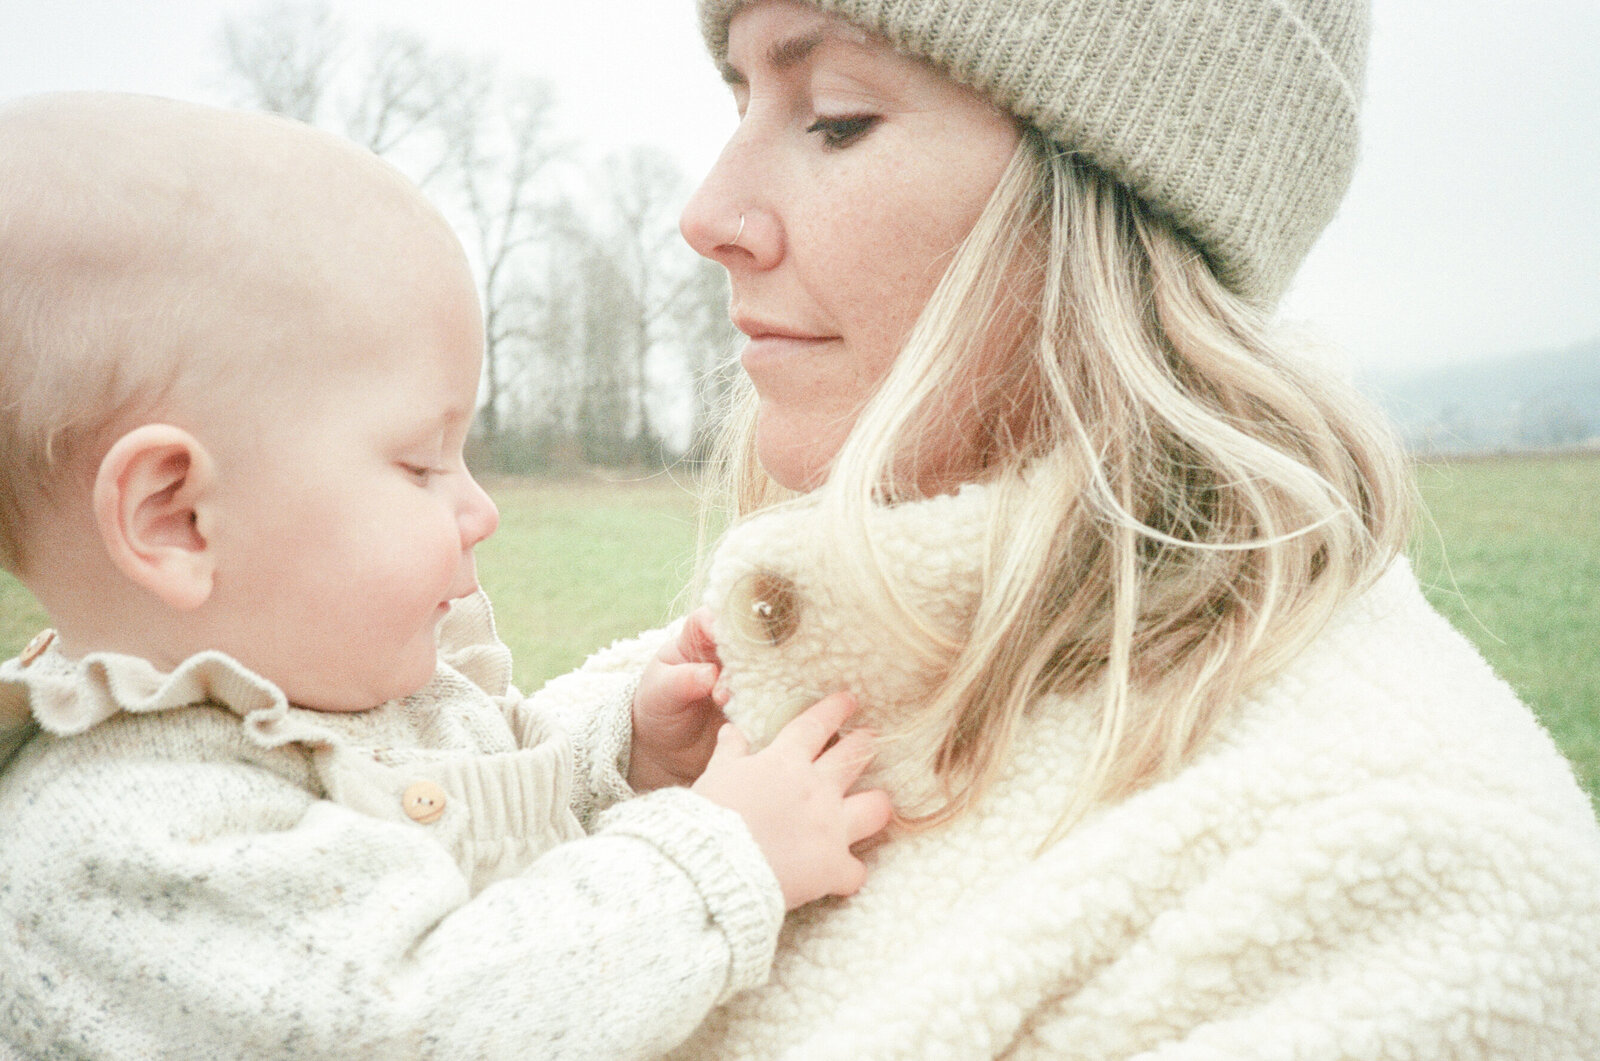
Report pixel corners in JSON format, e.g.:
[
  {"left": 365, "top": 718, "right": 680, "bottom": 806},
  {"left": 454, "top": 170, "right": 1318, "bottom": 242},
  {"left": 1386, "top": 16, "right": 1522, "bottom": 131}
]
[{"left": 698, "top": 0, "right": 1369, "bottom": 304}]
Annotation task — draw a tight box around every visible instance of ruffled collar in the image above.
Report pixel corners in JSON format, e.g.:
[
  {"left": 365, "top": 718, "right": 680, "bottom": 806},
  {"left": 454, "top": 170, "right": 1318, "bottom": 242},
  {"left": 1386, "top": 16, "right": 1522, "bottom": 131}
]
[
  {"left": 0, "top": 632, "right": 310, "bottom": 750},
  {"left": 0, "top": 592, "right": 513, "bottom": 770}
]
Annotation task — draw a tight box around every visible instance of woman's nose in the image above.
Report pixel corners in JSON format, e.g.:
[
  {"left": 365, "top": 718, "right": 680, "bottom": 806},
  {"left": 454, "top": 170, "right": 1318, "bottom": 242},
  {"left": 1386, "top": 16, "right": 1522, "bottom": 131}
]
[
  {"left": 680, "top": 137, "right": 779, "bottom": 270},
  {"left": 458, "top": 474, "right": 500, "bottom": 548}
]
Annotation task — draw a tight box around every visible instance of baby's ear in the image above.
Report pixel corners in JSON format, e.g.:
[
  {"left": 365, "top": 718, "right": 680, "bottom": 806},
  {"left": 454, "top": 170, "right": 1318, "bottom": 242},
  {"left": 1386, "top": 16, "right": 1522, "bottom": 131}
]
[{"left": 92, "top": 424, "right": 217, "bottom": 610}]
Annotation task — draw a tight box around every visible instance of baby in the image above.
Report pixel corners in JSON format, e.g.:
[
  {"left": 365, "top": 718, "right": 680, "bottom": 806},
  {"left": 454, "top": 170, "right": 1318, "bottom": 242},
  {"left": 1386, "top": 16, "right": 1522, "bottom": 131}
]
[{"left": 0, "top": 93, "right": 890, "bottom": 1059}]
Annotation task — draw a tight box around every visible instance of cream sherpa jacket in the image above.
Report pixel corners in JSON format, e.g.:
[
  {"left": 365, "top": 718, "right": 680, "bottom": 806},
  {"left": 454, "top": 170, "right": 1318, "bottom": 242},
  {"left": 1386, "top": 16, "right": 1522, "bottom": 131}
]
[
  {"left": 656, "top": 480, "right": 1600, "bottom": 1060},
  {"left": 0, "top": 594, "right": 782, "bottom": 1060}
]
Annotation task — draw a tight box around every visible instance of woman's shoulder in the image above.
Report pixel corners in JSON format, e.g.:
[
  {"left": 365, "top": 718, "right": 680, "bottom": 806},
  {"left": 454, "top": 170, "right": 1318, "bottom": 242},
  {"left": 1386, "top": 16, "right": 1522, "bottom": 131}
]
[{"left": 1211, "top": 557, "right": 1595, "bottom": 835}]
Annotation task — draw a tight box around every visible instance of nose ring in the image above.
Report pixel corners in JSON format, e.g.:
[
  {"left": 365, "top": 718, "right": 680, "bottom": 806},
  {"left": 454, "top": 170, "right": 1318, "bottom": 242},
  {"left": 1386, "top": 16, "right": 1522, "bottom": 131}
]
[{"left": 732, "top": 213, "right": 746, "bottom": 246}]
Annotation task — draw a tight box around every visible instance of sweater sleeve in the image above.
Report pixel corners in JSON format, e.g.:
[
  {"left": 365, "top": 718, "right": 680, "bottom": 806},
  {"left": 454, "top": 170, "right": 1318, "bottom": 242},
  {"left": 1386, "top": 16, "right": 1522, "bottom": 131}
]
[
  {"left": 0, "top": 716, "right": 782, "bottom": 1061},
  {"left": 521, "top": 625, "right": 677, "bottom": 828},
  {"left": 438, "top": 592, "right": 671, "bottom": 828}
]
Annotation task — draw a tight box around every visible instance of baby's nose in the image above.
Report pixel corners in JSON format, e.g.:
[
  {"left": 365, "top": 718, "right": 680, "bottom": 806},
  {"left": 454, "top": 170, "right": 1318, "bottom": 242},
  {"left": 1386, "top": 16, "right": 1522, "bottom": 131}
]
[{"left": 459, "top": 476, "right": 499, "bottom": 546}]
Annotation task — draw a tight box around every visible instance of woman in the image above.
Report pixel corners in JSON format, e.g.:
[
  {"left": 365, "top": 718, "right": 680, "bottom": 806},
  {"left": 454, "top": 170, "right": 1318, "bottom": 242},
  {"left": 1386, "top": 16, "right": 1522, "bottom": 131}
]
[{"left": 581, "top": 0, "right": 1600, "bottom": 1056}]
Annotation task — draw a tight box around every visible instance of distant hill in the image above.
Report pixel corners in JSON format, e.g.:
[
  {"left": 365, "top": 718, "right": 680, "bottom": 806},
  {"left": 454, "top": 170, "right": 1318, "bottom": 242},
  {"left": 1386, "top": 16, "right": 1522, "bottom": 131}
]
[{"left": 1359, "top": 339, "right": 1600, "bottom": 453}]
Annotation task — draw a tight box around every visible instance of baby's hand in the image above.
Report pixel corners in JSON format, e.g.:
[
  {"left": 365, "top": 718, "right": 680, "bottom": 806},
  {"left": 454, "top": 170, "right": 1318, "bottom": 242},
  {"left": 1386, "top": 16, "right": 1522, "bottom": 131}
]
[
  {"left": 692, "top": 692, "right": 893, "bottom": 910},
  {"left": 629, "top": 609, "right": 727, "bottom": 792}
]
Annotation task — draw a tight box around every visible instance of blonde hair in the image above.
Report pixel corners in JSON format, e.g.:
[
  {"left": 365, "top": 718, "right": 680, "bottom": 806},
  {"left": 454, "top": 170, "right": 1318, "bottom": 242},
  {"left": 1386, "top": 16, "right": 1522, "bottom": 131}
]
[
  {"left": 0, "top": 228, "right": 193, "bottom": 574},
  {"left": 699, "top": 130, "right": 1413, "bottom": 828}
]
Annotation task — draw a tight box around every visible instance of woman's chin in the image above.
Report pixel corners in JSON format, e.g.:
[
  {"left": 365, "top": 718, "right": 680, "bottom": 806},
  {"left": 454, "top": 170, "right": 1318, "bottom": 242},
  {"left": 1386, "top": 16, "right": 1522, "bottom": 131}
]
[{"left": 755, "top": 426, "right": 839, "bottom": 493}]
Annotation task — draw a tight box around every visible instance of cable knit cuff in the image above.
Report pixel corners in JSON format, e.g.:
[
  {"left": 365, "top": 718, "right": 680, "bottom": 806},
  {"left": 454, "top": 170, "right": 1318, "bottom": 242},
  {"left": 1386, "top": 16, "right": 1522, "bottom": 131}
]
[
  {"left": 598, "top": 787, "right": 784, "bottom": 1000},
  {"left": 588, "top": 676, "right": 638, "bottom": 809},
  {"left": 549, "top": 674, "right": 637, "bottom": 829}
]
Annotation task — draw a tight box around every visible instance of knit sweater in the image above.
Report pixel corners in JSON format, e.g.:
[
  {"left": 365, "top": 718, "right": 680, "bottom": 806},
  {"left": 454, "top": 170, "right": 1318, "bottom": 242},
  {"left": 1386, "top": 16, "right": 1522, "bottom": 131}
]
[
  {"left": 660, "top": 481, "right": 1600, "bottom": 1059},
  {"left": 0, "top": 593, "right": 782, "bottom": 1060}
]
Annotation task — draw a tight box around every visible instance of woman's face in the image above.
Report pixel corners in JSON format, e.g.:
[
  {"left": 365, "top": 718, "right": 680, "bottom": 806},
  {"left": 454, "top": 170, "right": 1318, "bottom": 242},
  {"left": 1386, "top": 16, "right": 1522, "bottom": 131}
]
[{"left": 680, "top": 0, "right": 1020, "bottom": 491}]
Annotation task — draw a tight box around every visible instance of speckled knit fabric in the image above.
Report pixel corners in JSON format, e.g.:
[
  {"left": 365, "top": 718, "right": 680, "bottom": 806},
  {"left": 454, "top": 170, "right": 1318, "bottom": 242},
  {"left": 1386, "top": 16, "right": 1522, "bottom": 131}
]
[
  {"left": 0, "top": 594, "right": 783, "bottom": 1059},
  {"left": 657, "top": 480, "right": 1600, "bottom": 1059},
  {"left": 697, "top": 0, "right": 1369, "bottom": 303}
]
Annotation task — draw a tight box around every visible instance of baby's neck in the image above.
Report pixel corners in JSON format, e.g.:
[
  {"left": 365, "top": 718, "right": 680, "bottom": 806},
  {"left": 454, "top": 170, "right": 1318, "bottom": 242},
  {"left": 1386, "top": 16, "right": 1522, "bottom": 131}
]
[{"left": 18, "top": 564, "right": 167, "bottom": 671}]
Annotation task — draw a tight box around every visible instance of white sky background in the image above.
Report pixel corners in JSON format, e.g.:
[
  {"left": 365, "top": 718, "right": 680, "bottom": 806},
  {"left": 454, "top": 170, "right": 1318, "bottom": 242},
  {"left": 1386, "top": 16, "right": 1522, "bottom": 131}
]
[{"left": 3, "top": 0, "right": 1597, "bottom": 379}]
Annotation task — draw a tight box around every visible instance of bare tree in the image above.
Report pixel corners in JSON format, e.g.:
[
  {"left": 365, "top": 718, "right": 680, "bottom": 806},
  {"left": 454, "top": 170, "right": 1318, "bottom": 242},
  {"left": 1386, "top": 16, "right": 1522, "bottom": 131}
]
[
  {"left": 575, "top": 245, "right": 637, "bottom": 464},
  {"left": 679, "top": 258, "right": 740, "bottom": 460},
  {"left": 222, "top": 7, "right": 468, "bottom": 165},
  {"left": 220, "top": 2, "right": 341, "bottom": 124},
  {"left": 433, "top": 77, "right": 563, "bottom": 448},
  {"left": 586, "top": 147, "right": 722, "bottom": 462},
  {"left": 345, "top": 30, "right": 473, "bottom": 161}
]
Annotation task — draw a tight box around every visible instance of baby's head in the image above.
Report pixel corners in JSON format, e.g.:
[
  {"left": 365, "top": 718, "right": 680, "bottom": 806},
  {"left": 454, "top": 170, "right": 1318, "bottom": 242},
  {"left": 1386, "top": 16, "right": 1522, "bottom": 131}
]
[{"left": 0, "top": 93, "right": 498, "bottom": 711}]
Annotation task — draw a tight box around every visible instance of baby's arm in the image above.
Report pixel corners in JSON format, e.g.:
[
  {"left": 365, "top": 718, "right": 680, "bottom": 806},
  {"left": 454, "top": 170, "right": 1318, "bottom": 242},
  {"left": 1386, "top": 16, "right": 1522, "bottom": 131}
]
[
  {"left": 488, "top": 603, "right": 891, "bottom": 905},
  {"left": 454, "top": 591, "right": 646, "bottom": 827},
  {"left": 0, "top": 729, "right": 758, "bottom": 1059}
]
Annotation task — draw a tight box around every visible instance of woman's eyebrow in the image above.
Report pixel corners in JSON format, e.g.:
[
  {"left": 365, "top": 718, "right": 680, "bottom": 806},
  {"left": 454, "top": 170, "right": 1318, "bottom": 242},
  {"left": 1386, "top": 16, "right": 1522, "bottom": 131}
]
[
  {"left": 719, "top": 30, "right": 828, "bottom": 85},
  {"left": 768, "top": 31, "right": 825, "bottom": 69}
]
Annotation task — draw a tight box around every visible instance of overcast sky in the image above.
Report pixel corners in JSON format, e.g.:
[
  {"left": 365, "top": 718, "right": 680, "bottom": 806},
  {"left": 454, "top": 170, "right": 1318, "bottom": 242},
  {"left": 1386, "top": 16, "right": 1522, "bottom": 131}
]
[{"left": 3, "top": 0, "right": 1597, "bottom": 378}]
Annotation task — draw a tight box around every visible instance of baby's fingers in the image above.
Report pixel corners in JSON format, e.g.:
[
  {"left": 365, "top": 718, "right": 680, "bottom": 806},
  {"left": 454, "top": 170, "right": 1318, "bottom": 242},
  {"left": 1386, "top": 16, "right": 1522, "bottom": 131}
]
[
  {"left": 708, "top": 722, "right": 750, "bottom": 762},
  {"left": 770, "top": 691, "right": 857, "bottom": 759},
  {"left": 657, "top": 663, "right": 718, "bottom": 710},
  {"left": 830, "top": 854, "right": 869, "bottom": 898},
  {"left": 845, "top": 789, "right": 894, "bottom": 846},
  {"left": 815, "top": 726, "right": 877, "bottom": 790},
  {"left": 676, "top": 608, "right": 722, "bottom": 665}
]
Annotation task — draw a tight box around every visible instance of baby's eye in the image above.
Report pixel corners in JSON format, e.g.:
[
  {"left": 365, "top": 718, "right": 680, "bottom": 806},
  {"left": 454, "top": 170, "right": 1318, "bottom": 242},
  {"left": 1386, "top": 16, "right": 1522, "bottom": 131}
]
[
  {"left": 400, "top": 462, "right": 438, "bottom": 485},
  {"left": 806, "top": 114, "right": 878, "bottom": 149},
  {"left": 726, "top": 569, "right": 801, "bottom": 646}
]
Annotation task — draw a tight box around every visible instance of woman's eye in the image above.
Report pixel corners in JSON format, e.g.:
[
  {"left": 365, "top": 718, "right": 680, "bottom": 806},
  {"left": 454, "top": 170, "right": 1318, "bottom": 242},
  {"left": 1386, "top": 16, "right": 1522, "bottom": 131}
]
[{"left": 806, "top": 114, "right": 878, "bottom": 149}]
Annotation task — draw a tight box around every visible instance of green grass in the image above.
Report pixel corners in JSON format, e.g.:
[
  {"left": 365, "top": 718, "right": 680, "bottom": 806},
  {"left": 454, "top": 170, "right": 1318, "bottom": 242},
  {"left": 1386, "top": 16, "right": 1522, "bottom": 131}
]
[
  {"left": 0, "top": 564, "right": 49, "bottom": 660},
  {"left": 471, "top": 475, "right": 702, "bottom": 686},
  {"left": 3, "top": 458, "right": 1595, "bottom": 808},
  {"left": 1409, "top": 452, "right": 1600, "bottom": 808}
]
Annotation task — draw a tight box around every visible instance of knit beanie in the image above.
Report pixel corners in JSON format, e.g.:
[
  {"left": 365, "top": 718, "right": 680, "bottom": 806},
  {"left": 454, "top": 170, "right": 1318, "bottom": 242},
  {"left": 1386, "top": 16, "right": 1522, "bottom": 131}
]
[{"left": 696, "top": 0, "right": 1369, "bottom": 305}]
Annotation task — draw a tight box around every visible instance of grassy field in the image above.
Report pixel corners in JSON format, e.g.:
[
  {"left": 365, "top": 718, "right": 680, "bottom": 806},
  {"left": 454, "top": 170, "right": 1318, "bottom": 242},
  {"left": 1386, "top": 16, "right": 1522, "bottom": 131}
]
[
  {"left": 470, "top": 476, "right": 703, "bottom": 683},
  {"left": 2, "top": 455, "right": 1595, "bottom": 807},
  {"left": 1408, "top": 452, "right": 1600, "bottom": 806}
]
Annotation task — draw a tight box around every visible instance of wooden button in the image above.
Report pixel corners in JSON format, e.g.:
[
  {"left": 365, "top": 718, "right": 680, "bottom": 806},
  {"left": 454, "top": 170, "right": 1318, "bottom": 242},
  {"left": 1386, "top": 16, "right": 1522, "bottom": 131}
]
[
  {"left": 401, "top": 781, "right": 447, "bottom": 824},
  {"left": 18, "top": 629, "right": 56, "bottom": 667}
]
